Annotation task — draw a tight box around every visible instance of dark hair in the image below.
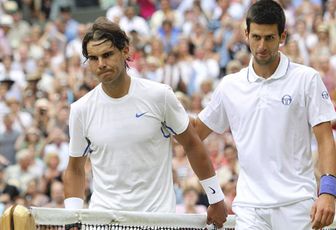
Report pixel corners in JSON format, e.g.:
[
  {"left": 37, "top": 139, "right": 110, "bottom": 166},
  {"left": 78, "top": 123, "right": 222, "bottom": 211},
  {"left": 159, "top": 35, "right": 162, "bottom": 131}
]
[
  {"left": 82, "top": 17, "right": 130, "bottom": 64},
  {"left": 246, "top": 0, "right": 286, "bottom": 35}
]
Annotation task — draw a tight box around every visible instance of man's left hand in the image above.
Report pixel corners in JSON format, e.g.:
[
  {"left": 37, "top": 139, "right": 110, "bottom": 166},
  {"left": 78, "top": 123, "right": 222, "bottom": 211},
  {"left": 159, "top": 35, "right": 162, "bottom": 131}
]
[{"left": 311, "top": 194, "right": 335, "bottom": 229}]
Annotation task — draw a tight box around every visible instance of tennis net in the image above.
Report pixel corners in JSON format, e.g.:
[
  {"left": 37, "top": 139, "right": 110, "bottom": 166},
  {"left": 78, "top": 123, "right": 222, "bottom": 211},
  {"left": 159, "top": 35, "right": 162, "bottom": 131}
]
[
  {"left": 29, "top": 207, "right": 336, "bottom": 230},
  {"left": 31, "top": 207, "right": 234, "bottom": 229}
]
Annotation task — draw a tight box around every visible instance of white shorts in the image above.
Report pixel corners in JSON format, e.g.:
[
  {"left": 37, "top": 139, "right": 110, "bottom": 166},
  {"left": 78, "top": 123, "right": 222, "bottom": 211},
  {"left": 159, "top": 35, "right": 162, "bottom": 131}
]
[{"left": 232, "top": 199, "right": 314, "bottom": 230}]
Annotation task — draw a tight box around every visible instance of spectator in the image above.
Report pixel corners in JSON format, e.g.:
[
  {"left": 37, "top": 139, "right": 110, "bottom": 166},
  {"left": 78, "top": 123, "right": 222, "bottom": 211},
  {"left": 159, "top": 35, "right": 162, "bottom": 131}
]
[
  {"left": 106, "top": 0, "right": 125, "bottom": 23},
  {"left": 0, "top": 55, "right": 26, "bottom": 97},
  {"left": 24, "top": 178, "right": 49, "bottom": 207},
  {"left": 44, "top": 180, "right": 65, "bottom": 208},
  {"left": 0, "top": 114, "right": 20, "bottom": 165},
  {"left": 214, "top": 15, "right": 234, "bottom": 77},
  {"left": 225, "top": 59, "right": 243, "bottom": 75},
  {"left": 189, "top": 22, "right": 208, "bottom": 49},
  {"left": 57, "top": 5, "right": 79, "bottom": 42},
  {"left": 157, "top": 19, "right": 181, "bottom": 53},
  {"left": 172, "top": 142, "right": 193, "bottom": 186},
  {"left": 0, "top": 164, "right": 20, "bottom": 208},
  {"left": 42, "top": 152, "right": 62, "bottom": 187},
  {"left": 282, "top": 38, "right": 305, "bottom": 64},
  {"left": 5, "top": 1, "right": 31, "bottom": 50},
  {"left": 203, "top": 37, "right": 220, "bottom": 63},
  {"left": 0, "top": 14, "right": 13, "bottom": 58},
  {"left": 175, "top": 37, "right": 195, "bottom": 95},
  {"left": 226, "top": 22, "right": 249, "bottom": 60},
  {"left": 32, "top": 98, "right": 52, "bottom": 137},
  {"left": 119, "top": 5, "right": 150, "bottom": 39},
  {"left": 15, "top": 126, "right": 46, "bottom": 159},
  {"left": 290, "top": 18, "right": 311, "bottom": 65},
  {"left": 150, "top": 0, "right": 183, "bottom": 34},
  {"left": 4, "top": 149, "right": 40, "bottom": 194},
  {"left": 176, "top": 186, "right": 207, "bottom": 214},
  {"left": 145, "top": 37, "right": 166, "bottom": 67},
  {"left": 156, "top": 51, "right": 187, "bottom": 93},
  {"left": 44, "top": 127, "right": 69, "bottom": 171},
  {"left": 2, "top": 97, "right": 33, "bottom": 133},
  {"left": 65, "top": 24, "right": 88, "bottom": 63},
  {"left": 142, "top": 55, "right": 161, "bottom": 82},
  {"left": 191, "top": 46, "right": 220, "bottom": 92},
  {"left": 13, "top": 44, "right": 37, "bottom": 75}
]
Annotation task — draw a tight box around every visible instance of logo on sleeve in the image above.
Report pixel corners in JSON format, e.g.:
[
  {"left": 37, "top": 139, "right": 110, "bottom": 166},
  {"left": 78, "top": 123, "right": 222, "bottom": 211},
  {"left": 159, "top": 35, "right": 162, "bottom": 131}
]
[{"left": 322, "top": 91, "right": 329, "bottom": 100}]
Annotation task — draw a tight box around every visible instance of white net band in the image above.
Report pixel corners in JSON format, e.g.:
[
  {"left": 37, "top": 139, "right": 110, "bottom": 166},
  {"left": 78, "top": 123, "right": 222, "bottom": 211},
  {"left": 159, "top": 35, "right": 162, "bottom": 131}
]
[
  {"left": 31, "top": 207, "right": 234, "bottom": 230},
  {"left": 30, "top": 207, "right": 336, "bottom": 230}
]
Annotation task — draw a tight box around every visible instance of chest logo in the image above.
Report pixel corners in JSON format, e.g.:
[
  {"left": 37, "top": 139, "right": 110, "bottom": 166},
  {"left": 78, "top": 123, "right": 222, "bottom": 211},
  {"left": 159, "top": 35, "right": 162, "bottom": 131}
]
[
  {"left": 281, "top": 95, "right": 292, "bottom": 105},
  {"left": 136, "top": 112, "right": 148, "bottom": 118},
  {"left": 322, "top": 91, "right": 329, "bottom": 100}
]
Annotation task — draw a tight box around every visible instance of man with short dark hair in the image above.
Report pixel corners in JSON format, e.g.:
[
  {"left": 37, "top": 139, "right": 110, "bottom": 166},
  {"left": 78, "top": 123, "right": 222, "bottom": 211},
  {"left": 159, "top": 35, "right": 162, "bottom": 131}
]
[{"left": 194, "top": 1, "right": 336, "bottom": 229}]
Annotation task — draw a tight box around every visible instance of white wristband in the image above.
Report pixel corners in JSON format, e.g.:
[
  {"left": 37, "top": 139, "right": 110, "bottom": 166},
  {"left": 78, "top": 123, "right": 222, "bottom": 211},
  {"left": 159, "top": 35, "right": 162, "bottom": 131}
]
[
  {"left": 200, "top": 175, "right": 224, "bottom": 204},
  {"left": 64, "top": 197, "right": 84, "bottom": 209}
]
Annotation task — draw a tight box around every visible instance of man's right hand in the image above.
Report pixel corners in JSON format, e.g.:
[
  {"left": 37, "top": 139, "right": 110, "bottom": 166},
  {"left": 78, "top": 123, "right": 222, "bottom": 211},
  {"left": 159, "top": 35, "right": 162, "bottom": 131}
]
[{"left": 206, "top": 200, "right": 228, "bottom": 229}]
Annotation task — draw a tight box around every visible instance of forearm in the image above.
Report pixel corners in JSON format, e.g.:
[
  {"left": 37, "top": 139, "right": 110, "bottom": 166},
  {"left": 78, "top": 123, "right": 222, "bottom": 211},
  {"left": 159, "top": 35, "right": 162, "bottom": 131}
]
[
  {"left": 175, "top": 123, "right": 224, "bottom": 204},
  {"left": 318, "top": 142, "right": 336, "bottom": 176},
  {"left": 315, "top": 123, "right": 336, "bottom": 175},
  {"left": 185, "top": 140, "right": 225, "bottom": 205},
  {"left": 185, "top": 141, "right": 215, "bottom": 180},
  {"left": 311, "top": 124, "right": 336, "bottom": 228},
  {"left": 176, "top": 122, "right": 215, "bottom": 179},
  {"left": 64, "top": 165, "right": 86, "bottom": 199}
]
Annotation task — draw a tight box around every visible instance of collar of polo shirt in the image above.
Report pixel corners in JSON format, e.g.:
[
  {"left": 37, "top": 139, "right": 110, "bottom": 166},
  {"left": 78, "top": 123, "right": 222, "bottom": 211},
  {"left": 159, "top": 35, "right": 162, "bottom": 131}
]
[{"left": 247, "top": 52, "right": 290, "bottom": 82}]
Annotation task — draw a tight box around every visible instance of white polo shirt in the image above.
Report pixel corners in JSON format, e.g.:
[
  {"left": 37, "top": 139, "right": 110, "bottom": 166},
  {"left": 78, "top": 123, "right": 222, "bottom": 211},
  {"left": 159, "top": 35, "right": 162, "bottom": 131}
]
[
  {"left": 199, "top": 52, "right": 336, "bottom": 207},
  {"left": 69, "top": 77, "right": 189, "bottom": 212}
]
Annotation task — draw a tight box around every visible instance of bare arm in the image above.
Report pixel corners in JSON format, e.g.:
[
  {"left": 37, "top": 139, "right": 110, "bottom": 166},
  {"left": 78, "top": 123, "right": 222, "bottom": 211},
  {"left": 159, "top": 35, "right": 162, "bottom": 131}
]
[
  {"left": 314, "top": 122, "right": 336, "bottom": 175},
  {"left": 310, "top": 121, "right": 336, "bottom": 229},
  {"left": 174, "top": 122, "right": 227, "bottom": 228},
  {"left": 63, "top": 156, "right": 87, "bottom": 199},
  {"left": 174, "top": 122, "right": 214, "bottom": 180},
  {"left": 191, "top": 116, "right": 213, "bottom": 141}
]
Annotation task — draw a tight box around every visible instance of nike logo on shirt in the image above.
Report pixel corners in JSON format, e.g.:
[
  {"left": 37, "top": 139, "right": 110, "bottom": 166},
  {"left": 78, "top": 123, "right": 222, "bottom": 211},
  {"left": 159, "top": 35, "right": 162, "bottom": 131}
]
[{"left": 136, "top": 112, "right": 148, "bottom": 118}]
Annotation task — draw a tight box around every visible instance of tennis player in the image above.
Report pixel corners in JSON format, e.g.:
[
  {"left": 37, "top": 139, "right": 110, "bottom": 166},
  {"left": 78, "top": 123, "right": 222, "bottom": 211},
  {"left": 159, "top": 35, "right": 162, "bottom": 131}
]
[
  {"left": 63, "top": 17, "right": 227, "bottom": 228},
  {"left": 194, "top": 1, "right": 336, "bottom": 229}
]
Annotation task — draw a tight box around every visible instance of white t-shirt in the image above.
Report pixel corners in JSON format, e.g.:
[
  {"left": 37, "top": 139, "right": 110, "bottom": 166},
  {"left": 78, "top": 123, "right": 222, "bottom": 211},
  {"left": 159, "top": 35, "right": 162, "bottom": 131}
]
[
  {"left": 69, "top": 77, "right": 189, "bottom": 212},
  {"left": 199, "top": 52, "right": 336, "bottom": 208}
]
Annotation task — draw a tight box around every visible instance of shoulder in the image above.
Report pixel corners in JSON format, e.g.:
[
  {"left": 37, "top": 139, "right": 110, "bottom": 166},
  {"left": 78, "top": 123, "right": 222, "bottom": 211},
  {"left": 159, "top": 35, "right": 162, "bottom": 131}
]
[
  {"left": 70, "top": 85, "right": 100, "bottom": 111},
  {"left": 132, "top": 77, "right": 172, "bottom": 97},
  {"left": 287, "top": 62, "right": 323, "bottom": 89},
  {"left": 289, "top": 62, "right": 319, "bottom": 79},
  {"left": 217, "top": 67, "right": 248, "bottom": 89}
]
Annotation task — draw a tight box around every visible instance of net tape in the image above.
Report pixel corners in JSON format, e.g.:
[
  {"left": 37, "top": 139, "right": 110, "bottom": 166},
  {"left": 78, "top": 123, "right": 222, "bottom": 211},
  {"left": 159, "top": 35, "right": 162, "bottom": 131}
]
[
  {"left": 31, "top": 207, "right": 234, "bottom": 230},
  {"left": 30, "top": 207, "right": 336, "bottom": 230}
]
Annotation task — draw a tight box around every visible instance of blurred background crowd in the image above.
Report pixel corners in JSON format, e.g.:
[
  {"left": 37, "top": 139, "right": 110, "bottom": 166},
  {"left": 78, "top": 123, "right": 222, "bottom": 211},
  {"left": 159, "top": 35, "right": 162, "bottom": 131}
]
[{"left": 0, "top": 0, "right": 336, "bottom": 216}]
